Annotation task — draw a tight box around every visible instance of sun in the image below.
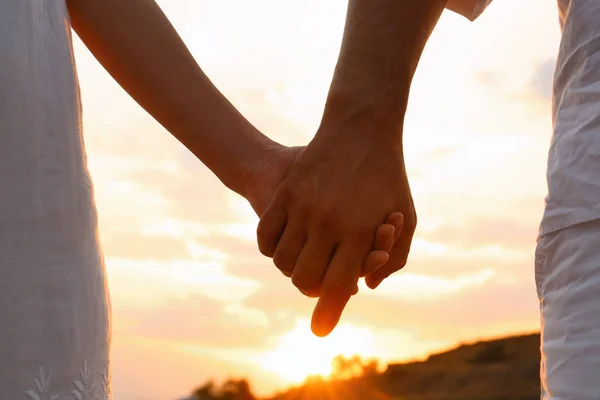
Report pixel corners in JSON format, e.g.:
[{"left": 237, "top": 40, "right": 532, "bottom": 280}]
[{"left": 260, "top": 319, "right": 374, "bottom": 384}]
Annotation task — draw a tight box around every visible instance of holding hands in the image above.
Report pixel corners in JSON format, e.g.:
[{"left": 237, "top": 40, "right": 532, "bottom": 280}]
[
  {"left": 242, "top": 122, "right": 416, "bottom": 337},
  {"left": 236, "top": 0, "right": 446, "bottom": 337},
  {"left": 72, "top": 0, "right": 439, "bottom": 339}
]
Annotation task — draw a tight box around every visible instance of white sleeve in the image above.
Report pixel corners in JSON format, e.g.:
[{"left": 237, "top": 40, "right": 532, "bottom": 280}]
[{"left": 445, "top": 0, "right": 493, "bottom": 21}]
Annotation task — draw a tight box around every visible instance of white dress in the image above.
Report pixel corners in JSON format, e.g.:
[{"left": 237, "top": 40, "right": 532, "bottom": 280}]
[{"left": 0, "top": 0, "right": 111, "bottom": 398}]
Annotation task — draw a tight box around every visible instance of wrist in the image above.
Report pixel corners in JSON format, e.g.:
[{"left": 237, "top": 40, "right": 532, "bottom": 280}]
[
  {"left": 182, "top": 116, "right": 278, "bottom": 197},
  {"left": 223, "top": 131, "right": 280, "bottom": 197},
  {"left": 319, "top": 86, "right": 408, "bottom": 144},
  {"left": 316, "top": 94, "right": 406, "bottom": 153}
]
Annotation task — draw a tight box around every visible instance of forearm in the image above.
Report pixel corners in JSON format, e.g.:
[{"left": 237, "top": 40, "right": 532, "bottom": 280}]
[
  {"left": 67, "top": 0, "right": 276, "bottom": 195},
  {"left": 320, "top": 0, "right": 447, "bottom": 140}
]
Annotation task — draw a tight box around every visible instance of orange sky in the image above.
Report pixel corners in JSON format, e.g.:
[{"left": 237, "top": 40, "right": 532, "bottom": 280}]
[{"left": 73, "top": 0, "right": 560, "bottom": 398}]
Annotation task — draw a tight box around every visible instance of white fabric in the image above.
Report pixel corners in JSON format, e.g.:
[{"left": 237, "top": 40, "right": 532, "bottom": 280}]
[
  {"left": 535, "top": 219, "right": 600, "bottom": 400},
  {"left": 535, "top": 1, "right": 600, "bottom": 398},
  {"left": 0, "top": 0, "right": 111, "bottom": 398},
  {"left": 541, "top": 0, "right": 600, "bottom": 236}
]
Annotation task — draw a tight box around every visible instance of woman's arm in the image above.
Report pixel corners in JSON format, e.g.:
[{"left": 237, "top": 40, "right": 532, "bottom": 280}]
[{"left": 66, "top": 0, "right": 276, "bottom": 196}]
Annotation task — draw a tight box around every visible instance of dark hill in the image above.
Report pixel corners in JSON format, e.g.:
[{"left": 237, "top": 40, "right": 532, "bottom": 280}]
[{"left": 267, "top": 332, "right": 541, "bottom": 400}]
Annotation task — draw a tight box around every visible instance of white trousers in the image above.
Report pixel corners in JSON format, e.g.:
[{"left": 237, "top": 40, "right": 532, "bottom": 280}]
[{"left": 536, "top": 219, "right": 600, "bottom": 399}]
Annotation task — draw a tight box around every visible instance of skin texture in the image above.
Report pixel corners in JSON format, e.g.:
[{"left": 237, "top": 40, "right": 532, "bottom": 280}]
[
  {"left": 258, "top": 0, "right": 448, "bottom": 337},
  {"left": 242, "top": 146, "right": 404, "bottom": 286},
  {"left": 65, "top": 0, "right": 399, "bottom": 327}
]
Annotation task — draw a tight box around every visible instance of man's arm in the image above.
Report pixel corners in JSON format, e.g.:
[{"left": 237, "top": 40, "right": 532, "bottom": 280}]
[
  {"left": 322, "top": 0, "right": 447, "bottom": 136},
  {"left": 325, "top": 0, "right": 448, "bottom": 289},
  {"left": 257, "top": 0, "right": 447, "bottom": 337},
  {"left": 66, "top": 0, "right": 276, "bottom": 196}
]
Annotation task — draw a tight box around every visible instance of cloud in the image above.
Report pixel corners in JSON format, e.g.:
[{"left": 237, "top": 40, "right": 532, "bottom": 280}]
[
  {"left": 127, "top": 162, "right": 239, "bottom": 226},
  {"left": 116, "top": 293, "right": 295, "bottom": 349},
  {"left": 474, "top": 70, "right": 506, "bottom": 86},
  {"left": 423, "top": 217, "right": 538, "bottom": 251},
  {"left": 101, "top": 230, "right": 190, "bottom": 261},
  {"left": 343, "top": 271, "right": 539, "bottom": 341}
]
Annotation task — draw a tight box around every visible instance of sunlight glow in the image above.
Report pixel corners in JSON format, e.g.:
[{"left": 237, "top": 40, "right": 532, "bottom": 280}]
[{"left": 260, "top": 319, "right": 374, "bottom": 383}]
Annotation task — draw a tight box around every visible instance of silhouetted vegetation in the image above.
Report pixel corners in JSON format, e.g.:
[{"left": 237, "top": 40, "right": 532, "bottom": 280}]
[
  {"left": 469, "top": 342, "right": 507, "bottom": 364},
  {"left": 183, "top": 333, "right": 541, "bottom": 400},
  {"left": 189, "top": 378, "right": 256, "bottom": 400},
  {"left": 330, "top": 354, "right": 379, "bottom": 380}
]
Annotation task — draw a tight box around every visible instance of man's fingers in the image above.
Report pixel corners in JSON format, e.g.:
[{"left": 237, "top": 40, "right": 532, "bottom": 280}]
[
  {"left": 256, "top": 198, "right": 287, "bottom": 258},
  {"left": 272, "top": 218, "right": 306, "bottom": 277},
  {"left": 311, "top": 243, "right": 361, "bottom": 337},
  {"left": 292, "top": 236, "right": 335, "bottom": 297}
]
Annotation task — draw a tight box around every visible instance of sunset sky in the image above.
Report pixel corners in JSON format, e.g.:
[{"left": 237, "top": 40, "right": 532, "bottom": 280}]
[{"left": 72, "top": 0, "right": 560, "bottom": 398}]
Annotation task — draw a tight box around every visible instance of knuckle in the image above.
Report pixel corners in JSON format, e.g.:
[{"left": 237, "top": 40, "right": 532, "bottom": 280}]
[
  {"left": 403, "top": 214, "right": 417, "bottom": 234},
  {"left": 257, "top": 238, "right": 275, "bottom": 258},
  {"left": 315, "top": 208, "right": 337, "bottom": 228},
  {"left": 257, "top": 237, "right": 275, "bottom": 258},
  {"left": 278, "top": 263, "right": 293, "bottom": 277},
  {"left": 273, "top": 251, "right": 294, "bottom": 274},
  {"left": 291, "top": 274, "right": 306, "bottom": 290},
  {"left": 410, "top": 209, "right": 418, "bottom": 226},
  {"left": 256, "top": 223, "right": 273, "bottom": 255},
  {"left": 299, "top": 287, "right": 321, "bottom": 298},
  {"left": 292, "top": 202, "right": 320, "bottom": 226},
  {"left": 279, "top": 268, "right": 293, "bottom": 278},
  {"left": 293, "top": 201, "right": 312, "bottom": 218},
  {"left": 391, "top": 257, "right": 407, "bottom": 269}
]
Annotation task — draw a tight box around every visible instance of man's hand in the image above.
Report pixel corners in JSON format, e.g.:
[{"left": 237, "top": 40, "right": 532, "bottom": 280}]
[{"left": 256, "top": 128, "right": 416, "bottom": 337}]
